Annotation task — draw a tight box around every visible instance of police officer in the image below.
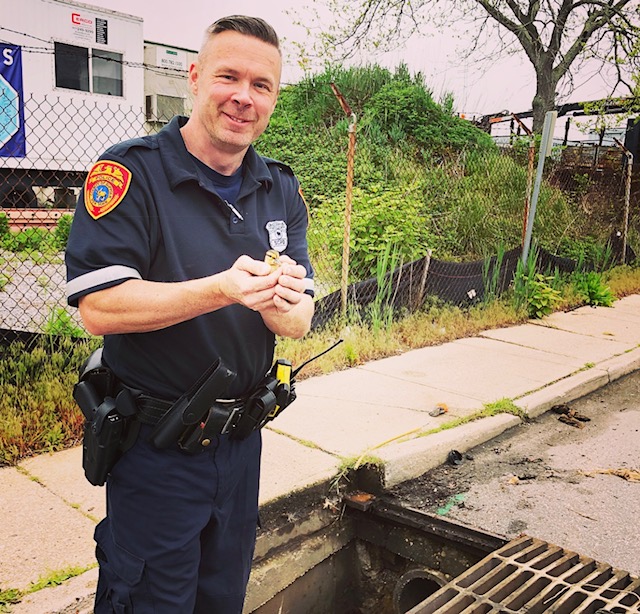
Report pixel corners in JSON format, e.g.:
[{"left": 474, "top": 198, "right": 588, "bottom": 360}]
[{"left": 65, "top": 15, "right": 314, "bottom": 613}]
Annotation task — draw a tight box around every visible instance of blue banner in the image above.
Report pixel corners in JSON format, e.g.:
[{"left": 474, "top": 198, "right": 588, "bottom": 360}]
[{"left": 0, "top": 44, "right": 26, "bottom": 158}]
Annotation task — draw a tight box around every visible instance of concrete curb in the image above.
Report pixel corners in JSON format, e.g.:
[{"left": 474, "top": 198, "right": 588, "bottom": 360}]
[
  {"left": 517, "top": 346, "right": 640, "bottom": 419},
  {"left": 515, "top": 367, "right": 610, "bottom": 419},
  {"left": 377, "top": 413, "right": 521, "bottom": 488}
]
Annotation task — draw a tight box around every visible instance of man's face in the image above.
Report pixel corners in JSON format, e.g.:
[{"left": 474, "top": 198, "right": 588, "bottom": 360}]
[{"left": 189, "top": 31, "right": 281, "bottom": 154}]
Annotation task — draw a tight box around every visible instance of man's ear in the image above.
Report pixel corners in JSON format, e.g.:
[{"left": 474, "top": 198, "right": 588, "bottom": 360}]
[{"left": 188, "top": 62, "right": 199, "bottom": 96}]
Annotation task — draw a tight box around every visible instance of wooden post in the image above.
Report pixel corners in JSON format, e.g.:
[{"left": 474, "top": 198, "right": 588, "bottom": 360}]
[{"left": 330, "top": 83, "right": 357, "bottom": 319}]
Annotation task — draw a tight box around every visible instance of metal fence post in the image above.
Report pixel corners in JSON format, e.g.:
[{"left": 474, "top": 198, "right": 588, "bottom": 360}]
[
  {"left": 522, "top": 111, "right": 557, "bottom": 265},
  {"left": 510, "top": 113, "right": 535, "bottom": 246},
  {"left": 613, "top": 137, "right": 634, "bottom": 265}
]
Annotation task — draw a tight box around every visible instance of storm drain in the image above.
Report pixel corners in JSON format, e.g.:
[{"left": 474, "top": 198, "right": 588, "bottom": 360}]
[{"left": 408, "top": 535, "right": 640, "bottom": 614}]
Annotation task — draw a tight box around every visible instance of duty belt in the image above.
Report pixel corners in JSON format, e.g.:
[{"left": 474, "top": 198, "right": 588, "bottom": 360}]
[
  {"left": 135, "top": 394, "right": 244, "bottom": 429},
  {"left": 135, "top": 394, "right": 248, "bottom": 450},
  {"left": 128, "top": 363, "right": 294, "bottom": 452}
]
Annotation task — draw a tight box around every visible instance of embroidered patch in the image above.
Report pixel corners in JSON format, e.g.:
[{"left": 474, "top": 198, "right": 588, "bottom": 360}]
[
  {"left": 84, "top": 160, "right": 132, "bottom": 220},
  {"left": 266, "top": 220, "right": 288, "bottom": 252}
]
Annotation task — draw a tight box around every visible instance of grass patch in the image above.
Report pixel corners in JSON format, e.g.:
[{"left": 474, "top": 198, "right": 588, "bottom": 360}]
[
  {"left": 0, "top": 564, "right": 97, "bottom": 610},
  {"left": 26, "top": 565, "right": 95, "bottom": 592},
  {"left": 603, "top": 265, "right": 640, "bottom": 297},
  {"left": 0, "top": 588, "right": 21, "bottom": 612}
]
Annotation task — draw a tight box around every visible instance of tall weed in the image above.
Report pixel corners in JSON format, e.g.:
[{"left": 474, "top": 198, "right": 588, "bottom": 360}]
[
  {"left": 43, "top": 307, "right": 85, "bottom": 337},
  {"left": 482, "top": 244, "right": 506, "bottom": 303},
  {"left": 368, "top": 242, "right": 402, "bottom": 333}
]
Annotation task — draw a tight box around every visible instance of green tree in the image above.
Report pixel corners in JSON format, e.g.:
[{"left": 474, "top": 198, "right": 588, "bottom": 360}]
[{"left": 293, "top": 0, "right": 640, "bottom": 132}]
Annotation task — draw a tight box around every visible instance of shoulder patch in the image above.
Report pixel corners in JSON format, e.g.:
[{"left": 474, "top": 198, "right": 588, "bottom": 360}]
[{"left": 84, "top": 160, "right": 132, "bottom": 220}]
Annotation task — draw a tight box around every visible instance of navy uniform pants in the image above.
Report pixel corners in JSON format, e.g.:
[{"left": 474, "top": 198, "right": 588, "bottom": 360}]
[{"left": 93, "top": 425, "right": 262, "bottom": 613}]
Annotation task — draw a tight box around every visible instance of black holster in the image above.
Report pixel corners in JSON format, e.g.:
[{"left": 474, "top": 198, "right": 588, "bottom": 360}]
[{"left": 73, "top": 349, "right": 139, "bottom": 486}]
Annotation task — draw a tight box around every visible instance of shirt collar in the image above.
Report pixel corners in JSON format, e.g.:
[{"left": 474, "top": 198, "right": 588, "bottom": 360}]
[{"left": 158, "top": 116, "right": 273, "bottom": 194}]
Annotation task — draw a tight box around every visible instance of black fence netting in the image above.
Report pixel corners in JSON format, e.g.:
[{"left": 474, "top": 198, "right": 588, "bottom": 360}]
[{"left": 311, "top": 247, "right": 578, "bottom": 329}]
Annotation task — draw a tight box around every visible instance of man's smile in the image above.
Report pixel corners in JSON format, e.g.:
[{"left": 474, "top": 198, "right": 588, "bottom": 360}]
[{"left": 224, "top": 112, "right": 251, "bottom": 124}]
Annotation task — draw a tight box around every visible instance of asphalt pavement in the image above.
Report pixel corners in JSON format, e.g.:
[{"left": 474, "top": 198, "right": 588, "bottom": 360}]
[{"left": 2, "top": 294, "right": 640, "bottom": 613}]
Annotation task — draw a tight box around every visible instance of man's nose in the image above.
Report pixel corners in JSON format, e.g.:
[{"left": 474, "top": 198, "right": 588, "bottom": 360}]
[{"left": 231, "top": 81, "right": 252, "bottom": 107}]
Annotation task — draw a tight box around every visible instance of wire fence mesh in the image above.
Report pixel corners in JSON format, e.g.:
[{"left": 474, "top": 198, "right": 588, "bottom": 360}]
[{"left": 1, "top": 94, "right": 638, "bottom": 349}]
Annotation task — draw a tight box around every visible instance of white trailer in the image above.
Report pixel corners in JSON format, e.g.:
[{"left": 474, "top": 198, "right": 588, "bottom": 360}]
[{"left": 0, "top": 0, "right": 195, "bottom": 212}]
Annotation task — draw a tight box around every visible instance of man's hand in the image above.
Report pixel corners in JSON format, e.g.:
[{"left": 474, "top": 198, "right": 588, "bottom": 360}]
[
  {"left": 258, "top": 254, "right": 314, "bottom": 338},
  {"left": 271, "top": 255, "right": 309, "bottom": 314},
  {"left": 218, "top": 255, "right": 279, "bottom": 311},
  {"left": 220, "top": 254, "right": 309, "bottom": 315}
]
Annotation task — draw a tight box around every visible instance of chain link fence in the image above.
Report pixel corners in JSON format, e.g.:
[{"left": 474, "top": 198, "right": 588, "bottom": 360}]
[{"left": 1, "top": 94, "right": 638, "bottom": 347}]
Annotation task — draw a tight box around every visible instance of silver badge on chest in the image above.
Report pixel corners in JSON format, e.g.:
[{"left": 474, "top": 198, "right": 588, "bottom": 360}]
[{"left": 266, "top": 220, "right": 288, "bottom": 252}]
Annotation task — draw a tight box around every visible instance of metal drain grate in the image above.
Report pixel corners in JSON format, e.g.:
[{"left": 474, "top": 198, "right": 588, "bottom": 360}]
[{"left": 409, "top": 535, "right": 640, "bottom": 614}]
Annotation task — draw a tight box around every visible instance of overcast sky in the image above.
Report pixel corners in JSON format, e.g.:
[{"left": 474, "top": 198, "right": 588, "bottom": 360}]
[{"left": 84, "top": 0, "right": 616, "bottom": 123}]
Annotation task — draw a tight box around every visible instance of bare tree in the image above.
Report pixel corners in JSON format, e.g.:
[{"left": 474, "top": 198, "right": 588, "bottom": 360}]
[{"left": 294, "top": 0, "right": 640, "bottom": 131}]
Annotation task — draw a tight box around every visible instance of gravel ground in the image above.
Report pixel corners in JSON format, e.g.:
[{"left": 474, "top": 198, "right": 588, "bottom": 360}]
[{"left": 0, "top": 253, "right": 82, "bottom": 333}]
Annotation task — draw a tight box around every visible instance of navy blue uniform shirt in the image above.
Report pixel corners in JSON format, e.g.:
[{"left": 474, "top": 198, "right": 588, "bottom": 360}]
[{"left": 66, "top": 116, "right": 313, "bottom": 399}]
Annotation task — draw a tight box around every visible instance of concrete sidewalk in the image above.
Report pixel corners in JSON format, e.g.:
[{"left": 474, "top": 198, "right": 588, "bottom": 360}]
[{"left": 2, "top": 295, "right": 640, "bottom": 613}]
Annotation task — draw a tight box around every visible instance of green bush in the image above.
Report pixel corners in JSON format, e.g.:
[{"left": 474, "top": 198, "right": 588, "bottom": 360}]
[
  {"left": 312, "top": 184, "right": 433, "bottom": 280},
  {"left": 0, "top": 212, "right": 9, "bottom": 238},
  {"left": 572, "top": 271, "right": 616, "bottom": 307},
  {"left": 43, "top": 307, "right": 85, "bottom": 337},
  {"left": 0, "top": 337, "right": 98, "bottom": 465},
  {"left": 519, "top": 273, "right": 562, "bottom": 318},
  {"left": 556, "top": 237, "right": 615, "bottom": 271},
  {"left": 276, "top": 63, "right": 414, "bottom": 128},
  {"left": 257, "top": 122, "right": 347, "bottom": 205},
  {"left": 363, "top": 81, "right": 495, "bottom": 154},
  {"left": 54, "top": 213, "right": 74, "bottom": 250},
  {"left": 2, "top": 227, "right": 49, "bottom": 252}
]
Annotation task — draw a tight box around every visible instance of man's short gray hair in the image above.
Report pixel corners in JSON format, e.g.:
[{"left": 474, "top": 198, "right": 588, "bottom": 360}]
[{"left": 202, "top": 15, "right": 280, "bottom": 53}]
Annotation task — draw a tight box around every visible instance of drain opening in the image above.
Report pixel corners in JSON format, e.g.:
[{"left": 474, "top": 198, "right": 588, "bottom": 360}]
[{"left": 393, "top": 569, "right": 447, "bottom": 614}]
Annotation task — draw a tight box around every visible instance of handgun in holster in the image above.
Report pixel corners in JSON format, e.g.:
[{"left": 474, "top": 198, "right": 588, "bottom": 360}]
[{"left": 73, "top": 349, "right": 139, "bottom": 486}]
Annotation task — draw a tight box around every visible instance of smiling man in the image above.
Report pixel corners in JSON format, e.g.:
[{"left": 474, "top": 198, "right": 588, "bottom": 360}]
[
  {"left": 65, "top": 16, "right": 314, "bottom": 614},
  {"left": 183, "top": 27, "right": 280, "bottom": 167}
]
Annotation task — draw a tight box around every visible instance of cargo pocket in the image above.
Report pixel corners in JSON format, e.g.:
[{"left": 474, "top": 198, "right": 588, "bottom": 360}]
[{"left": 94, "top": 519, "right": 150, "bottom": 613}]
